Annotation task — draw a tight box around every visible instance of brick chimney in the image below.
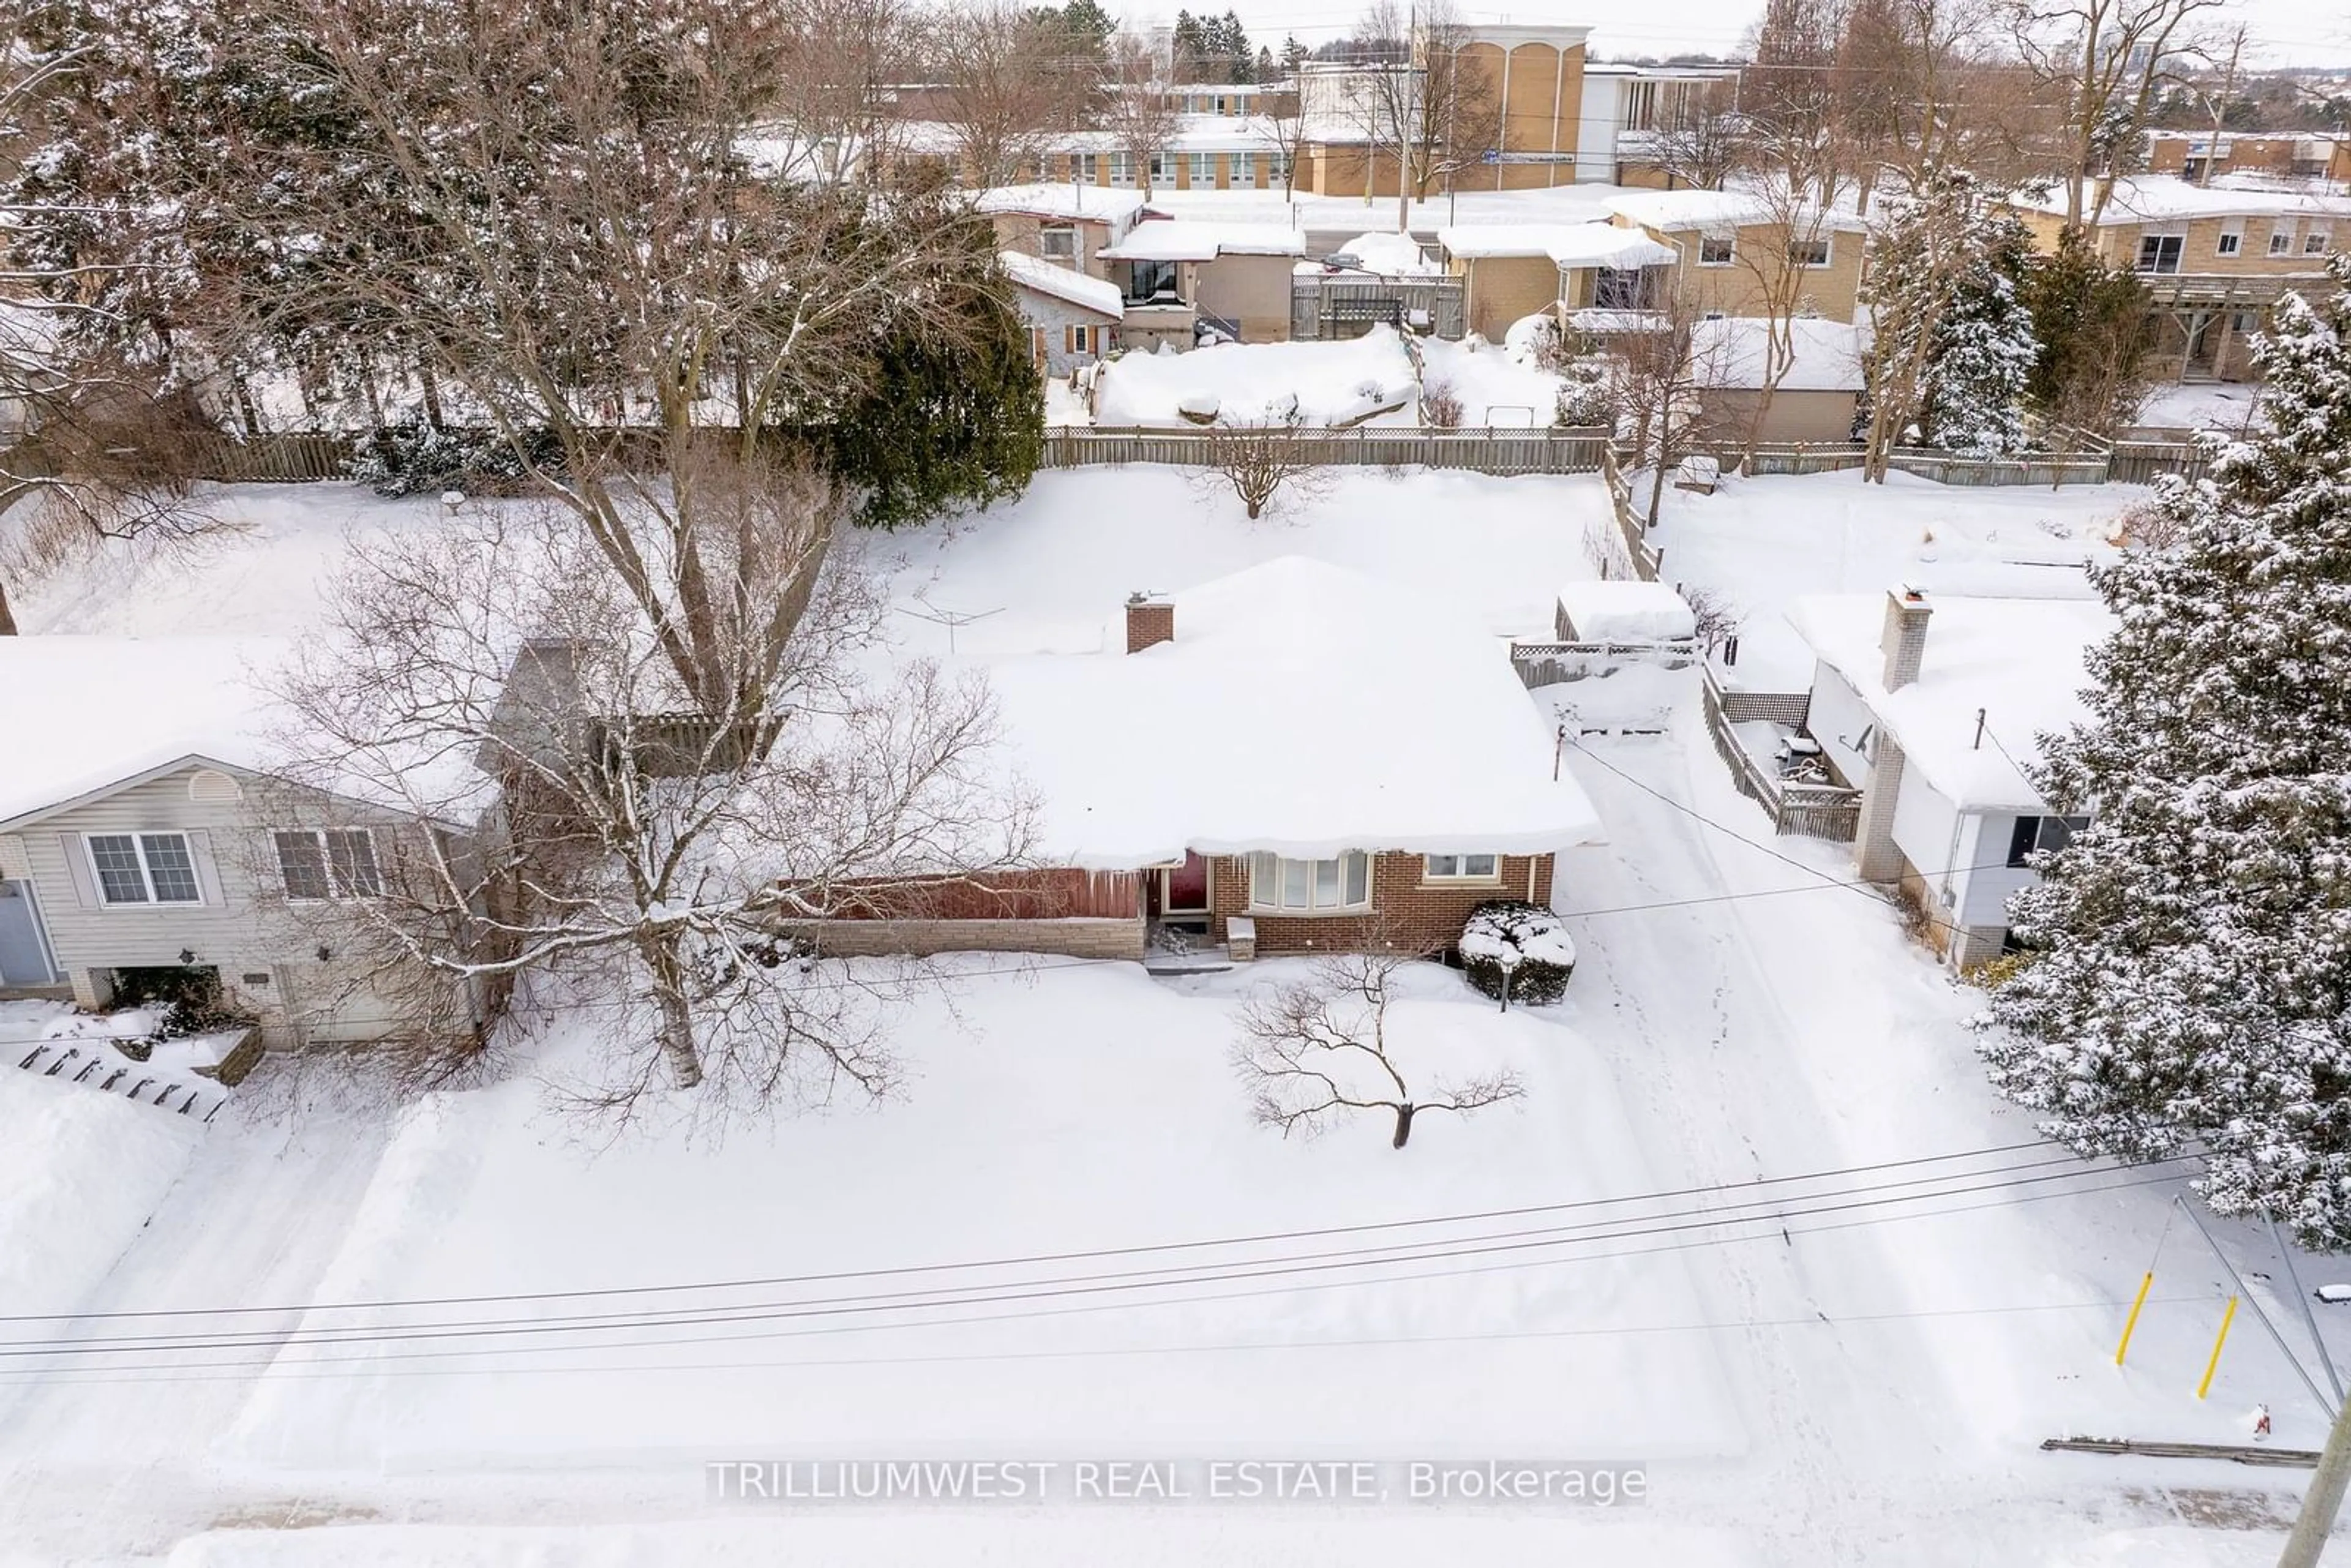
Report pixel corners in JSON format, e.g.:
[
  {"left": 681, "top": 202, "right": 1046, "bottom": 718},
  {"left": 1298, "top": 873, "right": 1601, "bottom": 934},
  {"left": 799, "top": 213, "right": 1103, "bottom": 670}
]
[
  {"left": 1125, "top": 591, "right": 1173, "bottom": 653},
  {"left": 1880, "top": 585, "right": 1932, "bottom": 691}
]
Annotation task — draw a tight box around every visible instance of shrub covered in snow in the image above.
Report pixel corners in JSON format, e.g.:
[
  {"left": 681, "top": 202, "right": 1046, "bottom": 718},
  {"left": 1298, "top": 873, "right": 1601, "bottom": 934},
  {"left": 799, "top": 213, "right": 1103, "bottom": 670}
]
[
  {"left": 348, "top": 419, "right": 563, "bottom": 498},
  {"left": 1458, "top": 900, "right": 1576, "bottom": 1005},
  {"left": 1421, "top": 377, "right": 1464, "bottom": 428}
]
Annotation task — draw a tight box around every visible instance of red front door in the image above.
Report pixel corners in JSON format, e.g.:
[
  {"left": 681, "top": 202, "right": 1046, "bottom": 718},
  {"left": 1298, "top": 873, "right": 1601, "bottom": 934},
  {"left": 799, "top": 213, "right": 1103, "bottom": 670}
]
[{"left": 1166, "top": 852, "right": 1209, "bottom": 913}]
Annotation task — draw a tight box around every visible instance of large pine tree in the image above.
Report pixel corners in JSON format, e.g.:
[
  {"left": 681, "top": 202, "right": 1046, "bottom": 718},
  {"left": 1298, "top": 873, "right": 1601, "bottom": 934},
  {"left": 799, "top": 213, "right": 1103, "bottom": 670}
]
[{"left": 1979, "top": 253, "right": 2351, "bottom": 1246}]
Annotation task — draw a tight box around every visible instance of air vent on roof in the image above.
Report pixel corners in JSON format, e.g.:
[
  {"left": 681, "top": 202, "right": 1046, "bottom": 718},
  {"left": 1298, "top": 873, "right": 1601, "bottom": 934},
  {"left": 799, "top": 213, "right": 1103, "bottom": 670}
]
[{"left": 188, "top": 769, "right": 242, "bottom": 803}]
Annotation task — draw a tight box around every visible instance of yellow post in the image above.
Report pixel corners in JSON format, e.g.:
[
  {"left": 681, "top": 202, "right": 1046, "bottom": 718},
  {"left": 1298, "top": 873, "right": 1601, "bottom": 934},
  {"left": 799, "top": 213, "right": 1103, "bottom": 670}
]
[
  {"left": 2115, "top": 1271, "right": 2155, "bottom": 1366},
  {"left": 2198, "top": 1295, "right": 2240, "bottom": 1399}
]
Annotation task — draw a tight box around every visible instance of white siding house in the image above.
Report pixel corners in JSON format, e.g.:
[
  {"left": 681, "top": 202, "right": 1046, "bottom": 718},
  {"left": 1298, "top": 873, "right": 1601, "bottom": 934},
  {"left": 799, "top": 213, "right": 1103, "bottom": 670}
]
[
  {"left": 1789, "top": 588, "right": 2111, "bottom": 970},
  {"left": 0, "top": 637, "right": 470, "bottom": 1048}
]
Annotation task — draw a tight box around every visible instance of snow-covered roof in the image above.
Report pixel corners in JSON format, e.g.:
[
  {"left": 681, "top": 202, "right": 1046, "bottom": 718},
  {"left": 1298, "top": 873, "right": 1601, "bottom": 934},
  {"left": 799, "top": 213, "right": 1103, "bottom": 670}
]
[
  {"left": 999, "top": 250, "right": 1125, "bottom": 319},
  {"left": 1556, "top": 581, "right": 1696, "bottom": 642},
  {"left": 988, "top": 557, "right": 1605, "bottom": 866},
  {"left": 1439, "top": 224, "right": 1679, "bottom": 269},
  {"left": 1602, "top": 188, "right": 1869, "bottom": 234},
  {"left": 1098, "top": 220, "right": 1305, "bottom": 261},
  {"left": 1790, "top": 592, "right": 2114, "bottom": 812},
  {"left": 1321, "top": 230, "right": 1442, "bottom": 277},
  {"left": 2008, "top": 177, "right": 2351, "bottom": 224},
  {"left": 1693, "top": 317, "right": 1868, "bottom": 392},
  {"left": 0, "top": 637, "right": 285, "bottom": 827},
  {"left": 976, "top": 183, "right": 1150, "bottom": 227}
]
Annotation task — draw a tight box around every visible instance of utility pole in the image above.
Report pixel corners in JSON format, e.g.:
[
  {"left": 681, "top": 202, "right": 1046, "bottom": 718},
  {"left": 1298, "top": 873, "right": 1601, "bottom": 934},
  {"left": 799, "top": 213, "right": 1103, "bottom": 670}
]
[
  {"left": 1395, "top": 0, "right": 1414, "bottom": 236},
  {"left": 2281, "top": 1395, "right": 2351, "bottom": 1567}
]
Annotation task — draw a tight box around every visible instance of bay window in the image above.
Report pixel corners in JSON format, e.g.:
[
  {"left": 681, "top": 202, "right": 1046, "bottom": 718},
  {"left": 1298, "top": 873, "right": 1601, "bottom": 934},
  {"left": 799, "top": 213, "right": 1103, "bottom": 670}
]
[{"left": 1249, "top": 851, "right": 1370, "bottom": 913}]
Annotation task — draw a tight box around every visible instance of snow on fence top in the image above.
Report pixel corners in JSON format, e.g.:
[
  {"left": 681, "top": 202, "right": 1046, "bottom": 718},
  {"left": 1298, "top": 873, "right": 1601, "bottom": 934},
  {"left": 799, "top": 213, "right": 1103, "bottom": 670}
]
[
  {"left": 1693, "top": 317, "right": 1868, "bottom": 392},
  {"left": 987, "top": 555, "right": 1605, "bottom": 867},
  {"left": 0, "top": 637, "right": 286, "bottom": 825},
  {"left": 1555, "top": 580, "right": 1696, "bottom": 642},
  {"left": 1438, "top": 223, "right": 1679, "bottom": 270},
  {"left": 999, "top": 250, "right": 1125, "bottom": 319},
  {"left": 2008, "top": 176, "right": 2351, "bottom": 225},
  {"left": 1789, "top": 592, "right": 2113, "bottom": 812},
  {"left": 975, "top": 182, "right": 1150, "bottom": 228},
  {"left": 1098, "top": 220, "right": 1305, "bottom": 262}
]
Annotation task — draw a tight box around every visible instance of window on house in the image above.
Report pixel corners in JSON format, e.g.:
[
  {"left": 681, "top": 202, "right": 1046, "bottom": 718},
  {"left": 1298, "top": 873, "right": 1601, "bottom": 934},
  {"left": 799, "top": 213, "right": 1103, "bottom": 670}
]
[
  {"left": 2004, "top": 814, "right": 2090, "bottom": 868},
  {"left": 274, "top": 830, "right": 383, "bottom": 900},
  {"left": 2270, "top": 223, "right": 2297, "bottom": 256},
  {"left": 1231, "top": 150, "right": 1256, "bottom": 184},
  {"left": 1267, "top": 151, "right": 1291, "bottom": 186},
  {"left": 85, "top": 833, "right": 201, "bottom": 906},
  {"left": 1148, "top": 150, "right": 1174, "bottom": 186},
  {"left": 2216, "top": 223, "right": 2243, "bottom": 257},
  {"left": 1038, "top": 225, "right": 1078, "bottom": 260},
  {"left": 2307, "top": 227, "right": 2333, "bottom": 256},
  {"left": 1786, "top": 236, "right": 1831, "bottom": 267},
  {"left": 1064, "top": 324, "right": 1100, "bottom": 354},
  {"left": 1423, "top": 853, "right": 1500, "bottom": 881},
  {"left": 1248, "top": 851, "right": 1371, "bottom": 913},
  {"left": 1108, "top": 151, "right": 1137, "bottom": 187},
  {"left": 2135, "top": 233, "right": 2184, "bottom": 274},
  {"left": 1698, "top": 233, "right": 1734, "bottom": 266},
  {"left": 1073, "top": 152, "right": 1100, "bottom": 182},
  {"left": 1188, "top": 152, "right": 1217, "bottom": 187},
  {"left": 1593, "top": 266, "right": 1655, "bottom": 310}
]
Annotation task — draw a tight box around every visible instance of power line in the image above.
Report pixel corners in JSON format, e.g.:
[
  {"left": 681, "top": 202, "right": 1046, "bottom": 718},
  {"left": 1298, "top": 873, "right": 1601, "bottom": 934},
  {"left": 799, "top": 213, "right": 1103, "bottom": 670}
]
[
  {"left": 0, "top": 1167, "right": 2193, "bottom": 1388},
  {"left": 0, "top": 1154, "right": 2197, "bottom": 1364}
]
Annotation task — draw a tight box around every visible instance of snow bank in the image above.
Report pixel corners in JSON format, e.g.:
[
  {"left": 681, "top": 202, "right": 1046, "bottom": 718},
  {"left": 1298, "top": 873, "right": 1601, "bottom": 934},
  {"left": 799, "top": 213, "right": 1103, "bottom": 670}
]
[
  {"left": 988, "top": 556, "right": 1604, "bottom": 865},
  {"left": 1788, "top": 590, "right": 2113, "bottom": 811},
  {"left": 1555, "top": 580, "right": 1696, "bottom": 642},
  {"left": 1324, "top": 231, "right": 1440, "bottom": 276},
  {"left": 1092, "top": 329, "right": 1417, "bottom": 428},
  {"left": 0, "top": 1067, "right": 204, "bottom": 1318}
]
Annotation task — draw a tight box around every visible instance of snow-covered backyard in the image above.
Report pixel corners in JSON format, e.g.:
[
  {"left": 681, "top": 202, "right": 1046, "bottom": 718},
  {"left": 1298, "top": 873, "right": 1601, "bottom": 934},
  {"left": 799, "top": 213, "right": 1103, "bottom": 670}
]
[{"left": 1, "top": 465, "right": 2343, "bottom": 1567}]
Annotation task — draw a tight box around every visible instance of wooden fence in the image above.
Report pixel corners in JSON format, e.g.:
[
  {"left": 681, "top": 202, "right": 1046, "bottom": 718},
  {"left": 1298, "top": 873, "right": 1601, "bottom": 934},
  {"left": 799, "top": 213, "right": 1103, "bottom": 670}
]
[
  {"left": 1507, "top": 637, "right": 1697, "bottom": 688},
  {"left": 1700, "top": 665, "right": 1861, "bottom": 842},
  {"left": 189, "top": 432, "right": 356, "bottom": 482},
  {"left": 1042, "top": 424, "right": 1611, "bottom": 476},
  {"left": 1597, "top": 444, "right": 1664, "bottom": 582},
  {"left": 1734, "top": 437, "right": 2205, "bottom": 489}
]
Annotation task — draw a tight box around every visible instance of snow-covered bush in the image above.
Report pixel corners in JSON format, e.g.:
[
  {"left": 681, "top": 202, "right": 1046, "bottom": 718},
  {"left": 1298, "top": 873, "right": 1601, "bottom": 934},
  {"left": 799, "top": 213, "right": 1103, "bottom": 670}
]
[
  {"left": 1458, "top": 901, "right": 1576, "bottom": 1005},
  {"left": 1421, "top": 377, "right": 1463, "bottom": 428},
  {"left": 347, "top": 419, "right": 563, "bottom": 498}
]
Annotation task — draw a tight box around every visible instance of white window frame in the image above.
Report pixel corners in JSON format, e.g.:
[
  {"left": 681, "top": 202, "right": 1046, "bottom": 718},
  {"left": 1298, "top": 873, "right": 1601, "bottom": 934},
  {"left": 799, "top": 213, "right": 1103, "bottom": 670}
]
[
  {"left": 1108, "top": 151, "right": 1137, "bottom": 187},
  {"left": 2135, "top": 230, "right": 2185, "bottom": 275},
  {"left": 2216, "top": 222, "right": 2243, "bottom": 257},
  {"left": 1038, "top": 224, "right": 1079, "bottom": 261},
  {"left": 1231, "top": 150, "right": 1256, "bottom": 185},
  {"left": 274, "top": 828, "right": 384, "bottom": 902},
  {"left": 2269, "top": 222, "right": 2297, "bottom": 257},
  {"left": 83, "top": 831, "right": 203, "bottom": 907},
  {"left": 2306, "top": 226, "right": 2333, "bottom": 256},
  {"left": 1073, "top": 152, "right": 1100, "bottom": 183},
  {"left": 1786, "top": 235, "right": 1831, "bottom": 268},
  {"left": 1247, "top": 851, "right": 1371, "bottom": 915},
  {"left": 1422, "top": 853, "right": 1502, "bottom": 883},
  {"left": 1697, "top": 233, "right": 1735, "bottom": 267},
  {"left": 1188, "top": 152, "right": 1218, "bottom": 188}
]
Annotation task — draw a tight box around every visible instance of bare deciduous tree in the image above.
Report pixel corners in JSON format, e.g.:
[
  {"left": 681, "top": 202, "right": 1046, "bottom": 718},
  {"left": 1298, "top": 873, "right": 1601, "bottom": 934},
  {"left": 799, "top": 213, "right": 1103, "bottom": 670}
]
[
  {"left": 1190, "top": 403, "right": 1335, "bottom": 520},
  {"left": 272, "top": 463, "right": 1034, "bottom": 1122},
  {"left": 761, "top": 0, "right": 920, "bottom": 190},
  {"left": 1256, "top": 80, "right": 1307, "bottom": 200},
  {"left": 2003, "top": 0, "right": 2225, "bottom": 228},
  {"left": 931, "top": 0, "right": 1082, "bottom": 185},
  {"left": 1612, "top": 293, "right": 1736, "bottom": 527},
  {"left": 1336, "top": 0, "right": 1498, "bottom": 228},
  {"left": 1641, "top": 78, "right": 1747, "bottom": 190},
  {"left": 1101, "top": 32, "right": 1181, "bottom": 197},
  {"left": 1233, "top": 947, "right": 1524, "bottom": 1149}
]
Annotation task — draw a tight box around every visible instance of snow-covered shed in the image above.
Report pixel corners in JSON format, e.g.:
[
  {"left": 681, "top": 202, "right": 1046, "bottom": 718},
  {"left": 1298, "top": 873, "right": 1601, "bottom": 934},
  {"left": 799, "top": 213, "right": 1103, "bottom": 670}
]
[
  {"left": 1554, "top": 580, "right": 1697, "bottom": 644},
  {"left": 1692, "top": 317, "right": 1870, "bottom": 445},
  {"left": 1790, "top": 587, "right": 2113, "bottom": 969},
  {"left": 1000, "top": 250, "right": 1124, "bottom": 374},
  {"left": 971, "top": 556, "right": 1605, "bottom": 958}
]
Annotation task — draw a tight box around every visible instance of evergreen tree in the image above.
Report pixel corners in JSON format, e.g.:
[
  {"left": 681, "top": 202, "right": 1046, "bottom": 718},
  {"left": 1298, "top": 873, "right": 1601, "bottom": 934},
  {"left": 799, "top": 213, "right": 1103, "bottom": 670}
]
[
  {"left": 1210, "top": 11, "right": 1254, "bottom": 80},
  {"left": 1978, "top": 253, "right": 2351, "bottom": 1247},
  {"left": 1281, "top": 34, "right": 1308, "bottom": 75},
  {"left": 1255, "top": 45, "right": 1277, "bottom": 81},
  {"left": 1918, "top": 217, "right": 2038, "bottom": 457},
  {"left": 1054, "top": 0, "right": 1115, "bottom": 58},
  {"left": 1170, "top": 11, "right": 1208, "bottom": 82},
  {"left": 2020, "top": 230, "right": 2156, "bottom": 438}
]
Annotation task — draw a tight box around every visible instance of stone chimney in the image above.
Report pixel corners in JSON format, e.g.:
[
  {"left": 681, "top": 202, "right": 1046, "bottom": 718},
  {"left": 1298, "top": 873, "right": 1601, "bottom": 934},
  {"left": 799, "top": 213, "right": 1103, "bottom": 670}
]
[
  {"left": 1125, "top": 591, "right": 1174, "bottom": 654},
  {"left": 1880, "top": 585, "right": 1932, "bottom": 692}
]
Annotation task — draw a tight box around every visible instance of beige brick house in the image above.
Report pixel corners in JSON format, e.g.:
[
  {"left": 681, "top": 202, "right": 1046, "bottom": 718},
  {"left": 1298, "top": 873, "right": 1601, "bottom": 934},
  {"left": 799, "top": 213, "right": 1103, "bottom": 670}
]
[
  {"left": 1602, "top": 189, "right": 1870, "bottom": 326},
  {"left": 2007, "top": 178, "right": 2351, "bottom": 384},
  {"left": 1436, "top": 223, "right": 1679, "bottom": 340}
]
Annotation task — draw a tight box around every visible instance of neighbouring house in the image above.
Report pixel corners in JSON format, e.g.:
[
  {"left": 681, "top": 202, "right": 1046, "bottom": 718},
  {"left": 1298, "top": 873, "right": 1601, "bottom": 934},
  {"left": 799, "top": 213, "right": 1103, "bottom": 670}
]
[
  {"left": 1095, "top": 219, "right": 1306, "bottom": 345},
  {"left": 2006, "top": 177, "right": 2351, "bottom": 383},
  {"left": 1602, "top": 189, "right": 1870, "bottom": 326},
  {"left": 1690, "top": 316, "right": 1868, "bottom": 446},
  {"left": 976, "top": 183, "right": 1150, "bottom": 283},
  {"left": 972, "top": 557, "right": 1605, "bottom": 960},
  {"left": 1790, "top": 587, "right": 2112, "bottom": 970},
  {"left": 1001, "top": 250, "right": 1125, "bottom": 374},
  {"left": 2143, "top": 129, "right": 2351, "bottom": 185},
  {"left": 1438, "top": 223, "right": 1680, "bottom": 340},
  {"left": 0, "top": 637, "right": 471, "bottom": 1046}
]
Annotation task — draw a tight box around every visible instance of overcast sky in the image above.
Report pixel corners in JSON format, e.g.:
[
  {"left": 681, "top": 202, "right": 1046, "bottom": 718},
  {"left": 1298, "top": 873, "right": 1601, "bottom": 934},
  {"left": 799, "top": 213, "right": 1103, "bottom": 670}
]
[{"left": 1158, "top": 0, "right": 2351, "bottom": 70}]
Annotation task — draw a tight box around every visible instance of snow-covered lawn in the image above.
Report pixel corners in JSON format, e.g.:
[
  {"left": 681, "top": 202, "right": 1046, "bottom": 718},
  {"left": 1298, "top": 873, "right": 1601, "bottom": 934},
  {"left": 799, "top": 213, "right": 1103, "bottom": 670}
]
[
  {"left": 1091, "top": 329, "right": 1419, "bottom": 428},
  {"left": 2137, "top": 381, "right": 2265, "bottom": 435},
  {"left": 1419, "top": 334, "right": 1565, "bottom": 427},
  {"left": 1646, "top": 467, "right": 2140, "bottom": 688}
]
